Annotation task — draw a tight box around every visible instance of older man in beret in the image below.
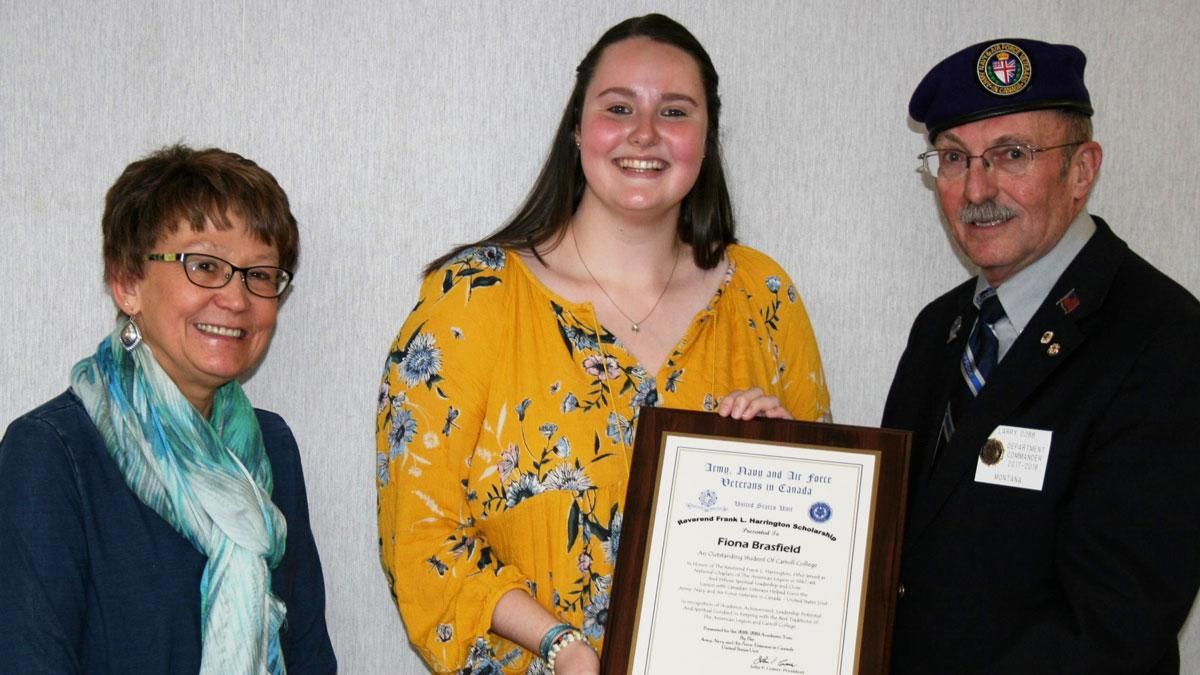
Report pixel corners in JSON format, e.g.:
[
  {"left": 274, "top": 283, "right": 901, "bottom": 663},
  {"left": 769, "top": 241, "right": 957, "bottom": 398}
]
[{"left": 883, "top": 38, "right": 1200, "bottom": 673}]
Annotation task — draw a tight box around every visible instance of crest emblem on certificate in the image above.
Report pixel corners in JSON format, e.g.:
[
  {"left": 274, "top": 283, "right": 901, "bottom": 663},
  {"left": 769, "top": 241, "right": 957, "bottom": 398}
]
[
  {"left": 809, "top": 501, "right": 832, "bottom": 523},
  {"left": 977, "top": 42, "right": 1032, "bottom": 95}
]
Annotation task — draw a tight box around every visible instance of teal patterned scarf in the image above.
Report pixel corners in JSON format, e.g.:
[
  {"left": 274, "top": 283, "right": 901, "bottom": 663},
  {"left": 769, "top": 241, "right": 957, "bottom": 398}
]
[{"left": 71, "top": 325, "right": 288, "bottom": 674}]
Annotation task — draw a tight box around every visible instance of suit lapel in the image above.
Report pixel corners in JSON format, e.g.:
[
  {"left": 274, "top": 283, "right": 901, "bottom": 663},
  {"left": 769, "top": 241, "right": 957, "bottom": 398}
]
[
  {"left": 909, "top": 291, "right": 976, "bottom": 483},
  {"left": 904, "top": 217, "right": 1126, "bottom": 544}
]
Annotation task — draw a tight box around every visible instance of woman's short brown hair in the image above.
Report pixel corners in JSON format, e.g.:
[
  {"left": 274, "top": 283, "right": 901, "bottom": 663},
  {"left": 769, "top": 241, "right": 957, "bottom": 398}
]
[{"left": 102, "top": 144, "right": 299, "bottom": 283}]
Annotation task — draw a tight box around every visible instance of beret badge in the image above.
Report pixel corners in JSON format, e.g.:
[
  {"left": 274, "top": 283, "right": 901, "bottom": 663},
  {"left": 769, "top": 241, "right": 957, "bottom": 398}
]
[
  {"left": 910, "top": 38, "right": 1090, "bottom": 140},
  {"left": 977, "top": 42, "right": 1032, "bottom": 96}
]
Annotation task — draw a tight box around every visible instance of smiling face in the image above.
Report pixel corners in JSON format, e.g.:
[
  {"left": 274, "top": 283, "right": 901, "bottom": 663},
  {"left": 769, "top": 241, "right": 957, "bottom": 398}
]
[
  {"left": 934, "top": 110, "right": 1101, "bottom": 286},
  {"left": 575, "top": 37, "right": 708, "bottom": 224},
  {"left": 111, "top": 212, "right": 281, "bottom": 415}
]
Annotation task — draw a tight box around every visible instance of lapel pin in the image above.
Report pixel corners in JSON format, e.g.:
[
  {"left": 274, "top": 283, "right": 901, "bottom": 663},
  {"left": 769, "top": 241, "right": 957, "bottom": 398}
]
[
  {"left": 1057, "top": 289, "right": 1081, "bottom": 314},
  {"left": 1040, "top": 331, "right": 1054, "bottom": 344},
  {"left": 980, "top": 437, "right": 1005, "bottom": 465},
  {"left": 947, "top": 315, "right": 962, "bottom": 343}
]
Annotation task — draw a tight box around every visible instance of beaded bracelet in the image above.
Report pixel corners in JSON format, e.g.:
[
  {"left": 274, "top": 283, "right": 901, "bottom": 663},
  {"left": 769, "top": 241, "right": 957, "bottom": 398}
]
[
  {"left": 545, "top": 627, "right": 586, "bottom": 673},
  {"left": 538, "top": 623, "right": 575, "bottom": 662}
]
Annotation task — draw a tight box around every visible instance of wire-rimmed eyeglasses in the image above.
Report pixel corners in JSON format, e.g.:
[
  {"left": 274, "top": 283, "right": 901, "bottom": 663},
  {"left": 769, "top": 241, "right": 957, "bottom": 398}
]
[
  {"left": 918, "top": 141, "right": 1083, "bottom": 180},
  {"left": 143, "top": 253, "right": 293, "bottom": 298}
]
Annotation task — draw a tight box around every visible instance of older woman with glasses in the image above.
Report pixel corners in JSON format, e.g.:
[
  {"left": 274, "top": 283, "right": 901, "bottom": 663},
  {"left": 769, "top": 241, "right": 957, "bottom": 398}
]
[{"left": 0, "top": 145, "right": 336, "bottom": 673}]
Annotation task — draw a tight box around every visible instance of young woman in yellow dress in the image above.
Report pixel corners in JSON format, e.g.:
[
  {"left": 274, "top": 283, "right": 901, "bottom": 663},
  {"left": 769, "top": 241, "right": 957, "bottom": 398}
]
[{"left": 376, "top": 14, "right": 831, "bottom": 674}]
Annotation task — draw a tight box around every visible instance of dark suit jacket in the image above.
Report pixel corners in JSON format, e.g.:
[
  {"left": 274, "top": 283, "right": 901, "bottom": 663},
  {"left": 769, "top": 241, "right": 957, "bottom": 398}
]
[{"left": 883, "top": 217, "right": 1200, "bottom": 674}]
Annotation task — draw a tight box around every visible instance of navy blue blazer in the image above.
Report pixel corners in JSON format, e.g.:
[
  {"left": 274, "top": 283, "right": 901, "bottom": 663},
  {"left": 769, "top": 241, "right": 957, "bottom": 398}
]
[
  {"left": 0, "top": 390, "right": 337, "bottom": 674},
  {"left": 883, "top": 217, "right": 1200, "bottom": 674}
]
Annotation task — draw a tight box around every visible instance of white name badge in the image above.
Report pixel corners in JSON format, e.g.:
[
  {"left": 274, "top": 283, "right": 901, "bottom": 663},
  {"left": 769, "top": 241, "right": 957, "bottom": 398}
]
[{"left": 974, "top": 425, "right": 1052, "bottom": 491}]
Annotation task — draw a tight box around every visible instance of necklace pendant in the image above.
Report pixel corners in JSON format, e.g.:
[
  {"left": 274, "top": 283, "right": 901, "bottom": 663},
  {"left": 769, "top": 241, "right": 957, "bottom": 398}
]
[{"left": 631, "top": 323, "right": 640, "bottom": 333}]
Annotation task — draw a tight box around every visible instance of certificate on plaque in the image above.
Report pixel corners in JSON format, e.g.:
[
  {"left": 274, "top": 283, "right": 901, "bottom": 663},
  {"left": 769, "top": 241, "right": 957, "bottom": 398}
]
[{"left": 601, "top": 407, "right": 910, "bottom": 675}]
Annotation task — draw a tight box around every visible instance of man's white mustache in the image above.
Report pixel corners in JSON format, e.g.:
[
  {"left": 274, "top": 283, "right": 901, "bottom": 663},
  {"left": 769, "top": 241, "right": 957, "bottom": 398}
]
[{"left": 959, "top": 201, "right": 1018, "bottom": 224}]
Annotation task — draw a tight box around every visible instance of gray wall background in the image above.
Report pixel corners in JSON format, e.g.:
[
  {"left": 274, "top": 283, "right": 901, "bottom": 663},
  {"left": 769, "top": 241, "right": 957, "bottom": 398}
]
[{"left": 3, "top": 1, "right": 1198, "bottom": 672}]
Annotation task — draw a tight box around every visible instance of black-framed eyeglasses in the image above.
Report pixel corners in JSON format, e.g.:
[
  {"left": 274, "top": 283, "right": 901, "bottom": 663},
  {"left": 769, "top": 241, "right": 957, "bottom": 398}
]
[
  {"left": 918, "top": 141, "right": 1084, "bottom": 180},
  {"left": 144, "top": 253, "right": 293, "bottom": 298}
]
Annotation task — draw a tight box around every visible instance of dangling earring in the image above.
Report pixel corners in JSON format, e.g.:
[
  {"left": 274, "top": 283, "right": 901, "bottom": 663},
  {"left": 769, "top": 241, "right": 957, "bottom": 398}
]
[{"left": 120, "top": 317, "right": 143, "bottom": 351}]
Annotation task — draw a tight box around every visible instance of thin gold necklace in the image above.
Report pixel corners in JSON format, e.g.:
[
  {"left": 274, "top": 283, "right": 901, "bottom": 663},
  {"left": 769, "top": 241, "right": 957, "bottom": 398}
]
[{"left": 571, "top": 225, "right": 680, "bottom": 333}]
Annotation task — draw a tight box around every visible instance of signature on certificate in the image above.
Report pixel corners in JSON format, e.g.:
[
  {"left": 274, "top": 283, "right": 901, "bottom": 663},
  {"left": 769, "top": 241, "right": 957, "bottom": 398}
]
[{"left": 750, "top": 653, "right": 801, "bottom": 673}]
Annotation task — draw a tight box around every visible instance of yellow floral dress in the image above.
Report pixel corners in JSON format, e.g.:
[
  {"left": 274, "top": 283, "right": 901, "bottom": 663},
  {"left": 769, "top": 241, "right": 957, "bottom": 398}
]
[{"left": 376, "top": 244, "right": 831, "bottom": 674}]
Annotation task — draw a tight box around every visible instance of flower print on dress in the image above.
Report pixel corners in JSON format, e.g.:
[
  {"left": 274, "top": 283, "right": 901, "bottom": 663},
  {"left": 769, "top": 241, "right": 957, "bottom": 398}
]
[
  {"left": 375, "top": 450, "right": 391, "bottom": 486},
  {"left": 464, "top": 637, "right": 520, "bottom": 675},
  {"left": 377, "top": 382, "right": 425, "bottom": 489},
  {"left": 506, "top": 473, "right": 544, "bottom": 508},
  {"left": 630, "top": 377, "right": 659, "bottom": 409},
  {"left": 603, "top": 511, "right": 622, "bottom": 564},
  {"left": 757, "top": 277, "right": 785, "bottom": 332},
  {"left": 581, "top": 592, "right": 609, "bottom": 640},
  {"left": 441, "top": 246, "right": 506, "bottom": 297},
  {"left": 591, "top": 573, "right": 612, "bottom": 595},
  {"left": 605, "top": 411, "right": 633, "bottom": 446},
  {"left": 399, "top": 332, "right": 443, "bottom": 387},
  {"left": 562, "top": 325, "right": 598, "bottom": 352},
  {"left": 375, "top": 246, "right": 832, "bottom": 673},
  {"left": 515, "top": 398, "right": 532, "bottom": 421},
  {"left": 389, "top": 402, "right": 417, "bottom": 459},
  {"left": 470, "top": 245, "right": 506, "bottom": 270},
  {"left": 551, "top": 301, "right": 615, "bottom": 356},
  {"left": 498, "top": 444, "right": 519, "bottom": 481},
  {"left": 543, "top": 463, "right": 594, "bottom": 492},
  {"left": 377, "top": 381, "right": 391, "bottom": 413},
  {"left": 561, "top": 392, "right": 579, "bottom": 413},
  {"left": 575, "top": 354, "right": 627, "bottom": 413},
  {"left": 446, "top": 530, "right": 487, "bottom": 564},
  {"left": 447, "top": 245, "right": 505, "bottom": 270},
  {"left": 582, "top": 355, "right": 621, "bottom": 380}
]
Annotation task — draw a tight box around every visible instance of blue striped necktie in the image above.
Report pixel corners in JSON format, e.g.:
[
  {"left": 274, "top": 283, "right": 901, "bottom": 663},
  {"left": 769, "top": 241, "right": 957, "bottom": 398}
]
[
  {"left": 933, "top": 287, "right": 1006, "bottom": 471},
  {"left": 961, "top": 287, "right": 1006, "bottom": 396}
]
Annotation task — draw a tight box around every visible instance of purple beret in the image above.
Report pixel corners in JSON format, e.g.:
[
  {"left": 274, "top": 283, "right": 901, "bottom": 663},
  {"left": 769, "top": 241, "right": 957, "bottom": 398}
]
[{"left": 909, "top": 38, "right": 1093, "bottom": 141}]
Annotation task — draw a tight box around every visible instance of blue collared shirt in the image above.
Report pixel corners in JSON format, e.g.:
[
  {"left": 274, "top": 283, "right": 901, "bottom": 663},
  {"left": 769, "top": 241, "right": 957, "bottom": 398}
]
[{"left": 974, "top": 210, "right": 1096, "bottom": 361}]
